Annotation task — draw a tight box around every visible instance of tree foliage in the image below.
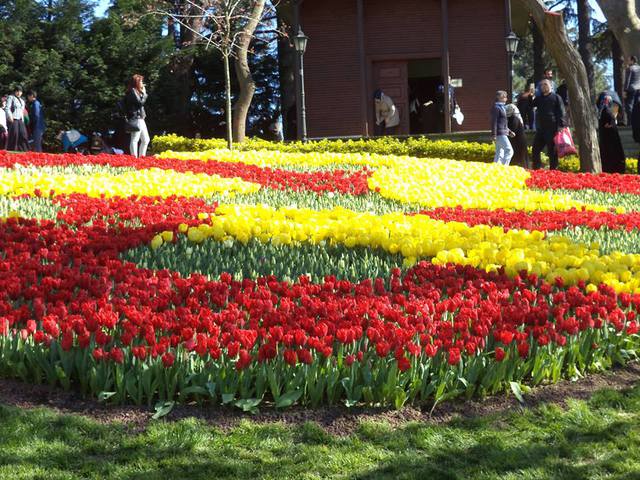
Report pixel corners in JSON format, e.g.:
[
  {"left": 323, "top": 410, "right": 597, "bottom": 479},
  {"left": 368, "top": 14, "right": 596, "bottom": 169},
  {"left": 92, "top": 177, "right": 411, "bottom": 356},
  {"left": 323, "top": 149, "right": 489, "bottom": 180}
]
[
  {"left": 0, "top": 0, "right": 280, "bottom": 149},
  {"left": 513, "top": 0, "right": 610, "bottom": 97},
  {"left": 0, "top": 1, "right": 171, "bottom": 147}
]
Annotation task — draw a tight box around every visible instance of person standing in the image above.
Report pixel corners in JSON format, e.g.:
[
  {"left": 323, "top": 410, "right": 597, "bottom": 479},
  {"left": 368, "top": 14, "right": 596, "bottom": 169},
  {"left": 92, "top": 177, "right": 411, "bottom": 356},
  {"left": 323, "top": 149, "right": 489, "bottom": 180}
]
[
  {"left": 556, "top": 82, "right": 569, "bottom": 107},
  {"left": 532, "top": 79, "right": 565, "bottom": 170},
  {"left": 434, "top": 82, "right": 458, "bottom": 132},
  {"left": 0, "top": 97, "right": 7, "bottom": 150},
  {"left": 374, "top": 89, "right": 400, "bottom": 136},
  {"left": 409, "top": 90, "right": 421, "bottom": 133},
  {"left": 535, "top": 68, "right": 557, "bottom": 97},
  {"left": 505, "top": 104, "right": 529, "bottom": 168},
  {"left": 556, "top": 82, "right": 570, "bottom": 126},
  {"left": 26, "top": 90, "right": 45, "bottom": 152},
  {"left": 124, "top": 74, "right": 150, "bottom": 158},
  {"left": 598, "top": 95, "right": 626, "bottom": 174},
  {"left": 266, "top": 120, "right": 283, "bottom": 142},
  {"left": 4, "top": 85, "right": 29, "bottom": 151},
  {"left": 630, "top": 90, "right": 640, "bottom": 173},
  {"left": 516, "top": 84, "right": 535, "bottom": 130},
  {"left": 624, "top": 56, "right": 640, "bottom": 125},
  {"left": 491, "top": 90, "right": 514, "bottom": 166}
]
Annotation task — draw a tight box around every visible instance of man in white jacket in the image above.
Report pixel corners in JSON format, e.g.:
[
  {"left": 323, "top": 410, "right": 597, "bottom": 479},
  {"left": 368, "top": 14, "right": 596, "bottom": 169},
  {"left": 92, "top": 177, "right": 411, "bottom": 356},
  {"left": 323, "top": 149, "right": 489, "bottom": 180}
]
[
  {"left": 5, "top": 85, "right": 28, "bottom": 151},
  {"left": 374, "top": 89, "right": 400, "bottom": 136}
]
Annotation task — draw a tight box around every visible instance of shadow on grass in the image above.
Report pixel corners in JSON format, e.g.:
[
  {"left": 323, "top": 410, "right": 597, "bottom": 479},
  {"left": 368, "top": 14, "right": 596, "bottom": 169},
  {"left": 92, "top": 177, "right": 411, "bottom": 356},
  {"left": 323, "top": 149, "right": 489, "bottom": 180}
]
[
  {"left": 354, "top": 420, "right": 637, "bottom": 480},
  {"left": 0, "top": 386, "right": 639, "bottom": 480}
]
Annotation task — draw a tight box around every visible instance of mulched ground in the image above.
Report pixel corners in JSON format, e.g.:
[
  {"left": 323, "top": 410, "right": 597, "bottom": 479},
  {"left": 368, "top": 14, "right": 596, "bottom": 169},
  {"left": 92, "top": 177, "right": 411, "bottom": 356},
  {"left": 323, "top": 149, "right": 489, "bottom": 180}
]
[{"left": 1, "top": 364, "right": 639, "bottom": 436}]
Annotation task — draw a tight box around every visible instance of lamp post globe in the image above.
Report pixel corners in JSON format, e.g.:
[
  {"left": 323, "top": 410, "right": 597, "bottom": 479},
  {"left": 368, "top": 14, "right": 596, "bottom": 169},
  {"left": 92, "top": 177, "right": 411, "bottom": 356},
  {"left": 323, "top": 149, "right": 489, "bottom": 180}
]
[
  {"left": 505, "top": 31, "right": 519, "bottom": 101},
  {"left": 505, "top": 31, "right": 519, "bottom": 56},
  {"left": 294, "top": 28, "right": 309, "bottom": 54}
]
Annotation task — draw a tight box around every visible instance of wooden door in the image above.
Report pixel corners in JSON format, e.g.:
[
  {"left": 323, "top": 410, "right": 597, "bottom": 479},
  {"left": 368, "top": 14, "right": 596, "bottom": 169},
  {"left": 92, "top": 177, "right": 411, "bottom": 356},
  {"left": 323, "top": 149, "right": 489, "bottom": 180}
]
[{"left": 372, "top": 61, "right": 409, "bottom": 135}]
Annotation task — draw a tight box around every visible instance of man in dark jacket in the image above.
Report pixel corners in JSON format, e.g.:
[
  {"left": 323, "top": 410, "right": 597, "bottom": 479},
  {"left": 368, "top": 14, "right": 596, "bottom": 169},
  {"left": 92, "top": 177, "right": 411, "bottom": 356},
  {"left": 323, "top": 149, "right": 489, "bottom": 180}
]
[
  {"left": 532, "top": 79, "right": 566, "bottom": 170},
  {"left": 26, "top": 90, "right": 45, "bottom": 152},
  {"left": 625, "top": 56, "right": 640, "bottom": 125},
  {"left": 535, "top": 68, "right": 557, "bottom": 97}
]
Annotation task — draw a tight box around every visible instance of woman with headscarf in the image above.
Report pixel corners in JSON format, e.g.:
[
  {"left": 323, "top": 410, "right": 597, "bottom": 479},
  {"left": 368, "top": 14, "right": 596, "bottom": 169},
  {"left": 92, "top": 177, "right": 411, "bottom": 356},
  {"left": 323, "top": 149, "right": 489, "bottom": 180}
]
[
  {"left": 598, "top": 94, "right": 626, "bottom": 174},
  {"left": 505, "top": 104, "right": 529, "bottom": 168}
]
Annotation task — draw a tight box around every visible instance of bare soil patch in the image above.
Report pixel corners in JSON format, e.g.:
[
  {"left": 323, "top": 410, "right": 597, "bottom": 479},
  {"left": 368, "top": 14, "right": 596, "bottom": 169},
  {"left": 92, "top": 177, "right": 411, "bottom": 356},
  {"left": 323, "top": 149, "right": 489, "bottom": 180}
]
[{"left": 1, "top": 363, "right": 639, "bottom": 436}]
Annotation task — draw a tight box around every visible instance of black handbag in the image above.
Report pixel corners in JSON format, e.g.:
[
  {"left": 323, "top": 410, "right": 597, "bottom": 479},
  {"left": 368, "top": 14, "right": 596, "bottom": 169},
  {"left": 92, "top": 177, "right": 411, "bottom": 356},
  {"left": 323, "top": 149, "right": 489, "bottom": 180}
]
[{"left": 125, "top": 117, "right": 140, "bottom": 133}]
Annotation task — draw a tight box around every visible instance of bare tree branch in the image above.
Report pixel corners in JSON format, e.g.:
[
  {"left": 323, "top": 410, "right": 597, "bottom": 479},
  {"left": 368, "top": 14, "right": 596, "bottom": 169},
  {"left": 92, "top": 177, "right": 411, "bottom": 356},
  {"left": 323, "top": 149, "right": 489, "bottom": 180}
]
[{"left": 141, "top": 0, "right": 282, "bottom": 147}]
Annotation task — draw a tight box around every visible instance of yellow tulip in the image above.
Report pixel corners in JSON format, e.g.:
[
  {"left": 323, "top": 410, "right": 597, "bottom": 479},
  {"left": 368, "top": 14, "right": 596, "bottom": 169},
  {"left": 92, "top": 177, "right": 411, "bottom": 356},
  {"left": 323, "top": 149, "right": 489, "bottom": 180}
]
[
  {"left": 150, "top": 234, "right": 164, "bottom": 250},
  {"left": 156, "top": 202, "right": 640, "bottom": 294},
  {"left": 0, "top": 168, "right": 260, "bottom": 199}
]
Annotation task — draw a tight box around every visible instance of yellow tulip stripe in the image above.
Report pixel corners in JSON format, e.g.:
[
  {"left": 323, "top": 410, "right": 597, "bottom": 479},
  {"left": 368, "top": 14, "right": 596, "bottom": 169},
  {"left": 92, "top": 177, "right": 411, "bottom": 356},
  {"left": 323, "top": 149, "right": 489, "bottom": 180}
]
[
  {"left": 154, "top": 203, "right": 640, "bottom": 294},
  {"left": 158, "top": 149, "right": 610, "bottom": 213},
  {"left": 0, "top": 168, "right": 260, "bottom": 199},
  {"left": 368, "top": 158, "right": 610, "bottom": 212},
  {"left": 158, "top": 148, "right": 396, "bottom": 169}
]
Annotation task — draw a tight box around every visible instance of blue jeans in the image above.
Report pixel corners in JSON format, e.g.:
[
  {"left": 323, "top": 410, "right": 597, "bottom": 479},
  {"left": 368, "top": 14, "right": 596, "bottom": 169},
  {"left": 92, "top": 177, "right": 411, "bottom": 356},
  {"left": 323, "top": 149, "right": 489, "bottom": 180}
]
[
  {"left": 32, "top": 128, "right": 44, "bottom": 152},
  {"left": 494, "top": 135, "right": 514, "bottom": 166}
]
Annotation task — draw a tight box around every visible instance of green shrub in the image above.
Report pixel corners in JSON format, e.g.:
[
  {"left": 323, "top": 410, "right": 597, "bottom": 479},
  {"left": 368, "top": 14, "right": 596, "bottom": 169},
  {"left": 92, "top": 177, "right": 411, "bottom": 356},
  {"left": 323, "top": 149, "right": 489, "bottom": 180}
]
[
  {"left": 558, "top": 155, "right": 638, "bottom": 173},
  {"left": 152, "top": 134, "right": 496, "bottom": 163},
  {"left": 152, "top": 134, "right": 638, "bottom": 173}
]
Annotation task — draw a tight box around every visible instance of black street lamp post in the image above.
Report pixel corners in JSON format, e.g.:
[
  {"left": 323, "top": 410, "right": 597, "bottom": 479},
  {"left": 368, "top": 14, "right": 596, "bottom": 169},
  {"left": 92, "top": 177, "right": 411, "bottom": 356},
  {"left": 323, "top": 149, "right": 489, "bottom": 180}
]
[
  {"left": 505, "top": 31, "right": 519, "bottom": 101},
  {"left": 294, "top": 28, "right": 309, "bottom": 142}
]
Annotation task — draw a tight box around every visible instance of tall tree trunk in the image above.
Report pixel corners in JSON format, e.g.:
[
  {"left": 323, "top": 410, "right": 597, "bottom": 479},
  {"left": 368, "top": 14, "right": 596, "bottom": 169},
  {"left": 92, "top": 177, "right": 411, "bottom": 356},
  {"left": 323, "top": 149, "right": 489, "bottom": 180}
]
[
  {"left": 612, "top": 33, "right": 626, "bottom": 123},
  {"left": 277, "top": 2, "right": 297, "bottom": 140},
  {"left": 223, "top": 52, "right": 233, "bottom": 149},
  {"left": 168, "top": 17, "right": 176, "bottom": 42},
  {"left": 519, "top": 0, "right": 601, "bottom": 173},
  {"left": 232, "top": 0, "right": 267, "bottom": 143},
  {"left": 166, "top": 54, "right": 196, "bottom": 137},
  {"left": 577, "top": 0, "right": 595, "bottom": 100},
  {"left": 531, "top": 20, "right": 545, "bottom": 85},
  {"left": 163, "top": 1, "right": 206, "bottom": 138},
  {"left": 595, "top": 0, "right": 640, "bottom": 59}
]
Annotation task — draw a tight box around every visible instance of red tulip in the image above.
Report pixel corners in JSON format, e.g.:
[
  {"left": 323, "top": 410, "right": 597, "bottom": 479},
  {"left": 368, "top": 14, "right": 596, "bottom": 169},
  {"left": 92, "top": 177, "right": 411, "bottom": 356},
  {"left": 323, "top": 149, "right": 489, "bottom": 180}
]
[{"left": 161, "top": 352, "right": 174, "bottom": 367}]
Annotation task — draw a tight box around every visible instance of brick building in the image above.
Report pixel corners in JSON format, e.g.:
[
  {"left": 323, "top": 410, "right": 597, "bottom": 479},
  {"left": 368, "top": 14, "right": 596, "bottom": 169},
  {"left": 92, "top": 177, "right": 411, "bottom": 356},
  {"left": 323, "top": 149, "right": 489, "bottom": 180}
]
[{"left": 287, "top": 0, "right": 514, "bottom": 138}]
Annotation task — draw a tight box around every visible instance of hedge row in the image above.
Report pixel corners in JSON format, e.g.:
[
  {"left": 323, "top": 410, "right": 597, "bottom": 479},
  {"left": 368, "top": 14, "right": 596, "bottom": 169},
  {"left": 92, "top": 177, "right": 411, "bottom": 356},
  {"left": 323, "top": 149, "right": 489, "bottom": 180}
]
[
  {"left": 152, "top": 134, "right": 496, "bottom": 163},
  {"left": 151, "top": 134, "right": 638, "bottom": 173}
]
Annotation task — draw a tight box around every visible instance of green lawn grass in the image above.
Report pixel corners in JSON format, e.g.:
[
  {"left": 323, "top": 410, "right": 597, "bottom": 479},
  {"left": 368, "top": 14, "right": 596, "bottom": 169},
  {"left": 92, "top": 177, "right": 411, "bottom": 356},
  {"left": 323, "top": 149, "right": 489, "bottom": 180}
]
[{"left": 1, "top": 383, "right": 640, "bottom": 480}]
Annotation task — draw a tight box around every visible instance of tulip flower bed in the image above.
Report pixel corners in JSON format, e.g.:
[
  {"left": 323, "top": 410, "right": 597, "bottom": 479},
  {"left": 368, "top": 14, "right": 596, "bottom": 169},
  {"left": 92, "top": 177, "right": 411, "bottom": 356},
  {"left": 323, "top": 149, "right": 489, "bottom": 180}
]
[
  {"left": 1, "top": 149, "right": 640, "bottom": 412},
  {"left": 528, "top": 169, "right": 640, "bottom": 195},
  {"left": 153, "top": 133, "right": 640, "bottom": 173}
]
